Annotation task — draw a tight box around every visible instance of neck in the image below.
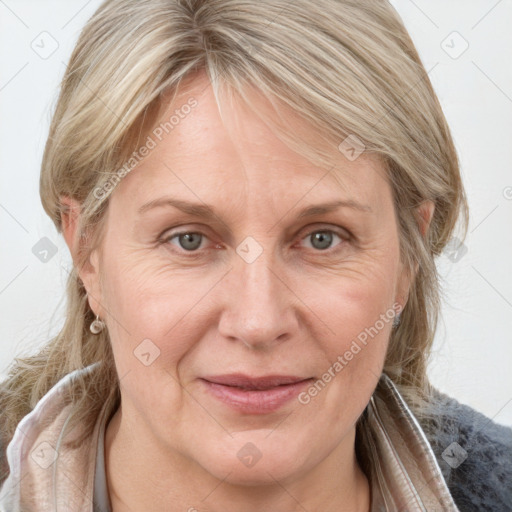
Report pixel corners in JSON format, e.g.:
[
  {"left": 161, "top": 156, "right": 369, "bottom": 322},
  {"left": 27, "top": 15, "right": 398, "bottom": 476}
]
[{"left": 104, "top": 405, "right": 371, "bottom": 512}]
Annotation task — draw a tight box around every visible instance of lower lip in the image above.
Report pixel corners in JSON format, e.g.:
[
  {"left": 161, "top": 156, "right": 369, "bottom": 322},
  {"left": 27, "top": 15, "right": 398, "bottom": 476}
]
[{"left": 201, "top": 379, "right": 313, "bottom": 414}]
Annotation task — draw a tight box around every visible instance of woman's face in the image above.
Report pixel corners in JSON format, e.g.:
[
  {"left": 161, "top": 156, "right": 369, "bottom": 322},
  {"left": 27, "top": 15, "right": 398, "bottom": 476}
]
[{"left": 80, "top": 72, "right": 412, "bottom": 486}]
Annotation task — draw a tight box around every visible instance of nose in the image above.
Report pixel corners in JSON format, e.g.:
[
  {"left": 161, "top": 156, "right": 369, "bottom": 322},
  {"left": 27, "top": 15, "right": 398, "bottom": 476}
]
[{"left": 217, "top": 247, "right": 298, "bottom": 350}]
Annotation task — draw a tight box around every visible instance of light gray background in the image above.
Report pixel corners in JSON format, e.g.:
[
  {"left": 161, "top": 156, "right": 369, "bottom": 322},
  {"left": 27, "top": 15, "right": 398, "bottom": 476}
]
[{"left": 1, "top": 0, "right": 511, "bottom": 425}]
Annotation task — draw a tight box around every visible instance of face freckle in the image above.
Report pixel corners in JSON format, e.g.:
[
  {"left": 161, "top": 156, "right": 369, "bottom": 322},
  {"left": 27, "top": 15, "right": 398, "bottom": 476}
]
[{"left": 96, "top": 71, "right": 408, "bottom": 491}]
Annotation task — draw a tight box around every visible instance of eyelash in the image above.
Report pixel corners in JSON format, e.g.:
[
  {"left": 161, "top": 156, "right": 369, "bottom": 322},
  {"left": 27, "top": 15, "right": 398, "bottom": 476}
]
[{"left": 158, "top": 226, "right": 350, "bottom": 257}]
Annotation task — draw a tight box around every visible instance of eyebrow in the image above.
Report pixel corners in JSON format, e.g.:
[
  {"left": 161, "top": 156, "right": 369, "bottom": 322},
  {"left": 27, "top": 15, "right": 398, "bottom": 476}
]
[{"left": 137, "top": 197, "right": 372, "bottom": 219}]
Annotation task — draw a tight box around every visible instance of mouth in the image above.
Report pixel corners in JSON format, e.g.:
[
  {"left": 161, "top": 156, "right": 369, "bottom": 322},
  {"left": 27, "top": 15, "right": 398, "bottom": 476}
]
[{"left": 200, "top": 374, "right": 314, "bottom": 414}]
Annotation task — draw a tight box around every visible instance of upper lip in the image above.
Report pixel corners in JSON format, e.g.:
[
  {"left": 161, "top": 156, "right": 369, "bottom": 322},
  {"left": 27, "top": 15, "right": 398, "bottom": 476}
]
[{"left": 202, "top": 374, "right": 312, "bottom": 390}]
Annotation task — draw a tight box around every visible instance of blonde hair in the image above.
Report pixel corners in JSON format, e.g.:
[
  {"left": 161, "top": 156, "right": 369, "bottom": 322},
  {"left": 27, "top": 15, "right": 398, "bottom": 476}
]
[{"left": 0, "top": 0, "right": 468, "bottom": 483}]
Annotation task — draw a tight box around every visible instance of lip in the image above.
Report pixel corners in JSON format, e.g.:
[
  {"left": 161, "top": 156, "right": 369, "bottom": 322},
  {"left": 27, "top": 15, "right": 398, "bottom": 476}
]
[{"left": 200, "top": 374, "right": 314, "bottom": 414}]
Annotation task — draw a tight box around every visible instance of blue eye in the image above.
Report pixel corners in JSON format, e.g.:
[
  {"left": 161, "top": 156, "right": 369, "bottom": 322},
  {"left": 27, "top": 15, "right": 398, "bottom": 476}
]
[
  {"left": 300, "top": 229, "right": 345, "bottom": 252},
  {"left": 164, "top": 232, "right": 205, "bottom": 251}
]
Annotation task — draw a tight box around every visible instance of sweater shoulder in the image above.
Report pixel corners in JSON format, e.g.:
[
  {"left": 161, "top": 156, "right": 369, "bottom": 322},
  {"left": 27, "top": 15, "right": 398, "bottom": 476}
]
[{"left": 419, "top": 388, "right": 512, "bottom": 511}]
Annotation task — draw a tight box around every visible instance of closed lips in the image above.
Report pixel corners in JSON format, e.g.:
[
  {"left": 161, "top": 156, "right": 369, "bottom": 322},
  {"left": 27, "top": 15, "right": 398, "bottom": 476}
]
[
  {"left": 200, "top": 374, "right": 315, "bottom": 414},
  {"left": 202, "top": 374, "right": 313, "bottom": 389}
]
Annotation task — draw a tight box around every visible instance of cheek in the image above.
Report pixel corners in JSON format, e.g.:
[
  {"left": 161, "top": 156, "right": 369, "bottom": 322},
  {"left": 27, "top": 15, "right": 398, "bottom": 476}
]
[
  {"left": 300, "top": 262, "right": 399, "bottom": 429},
  {"left": 100, "top": 245, "right": 219, "bottom": 377},
  {"left": 100, "top": 253, "right": 197, "bottom": 428},
  {"left": 310, "top": 246, "right": 399, "bottom": 325},
  {"left": 308, "top": 249, "right": 400, "bottom": 376}
]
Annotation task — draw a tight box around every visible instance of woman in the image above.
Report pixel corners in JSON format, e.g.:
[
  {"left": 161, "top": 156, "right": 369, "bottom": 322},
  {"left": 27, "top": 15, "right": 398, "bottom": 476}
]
[{"left": 0, "top": 0, "right": 511, "bottom": 510}]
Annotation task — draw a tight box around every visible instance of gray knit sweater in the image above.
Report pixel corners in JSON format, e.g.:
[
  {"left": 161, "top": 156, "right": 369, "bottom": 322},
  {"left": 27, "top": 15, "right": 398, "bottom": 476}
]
[{"left": 420, "top": 388, "right": 512, "bottom": 511}]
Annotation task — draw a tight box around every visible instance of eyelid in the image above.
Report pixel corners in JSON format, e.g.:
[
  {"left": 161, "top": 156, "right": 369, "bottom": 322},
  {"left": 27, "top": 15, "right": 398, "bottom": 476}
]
[
  {"left": 299, "top": 223, "right": 351, "bottom": 239},
  {"left": 160, "top": 229, "right": 212, "bottom": 249},
  {"left": 160, "top": 223, "right": 350, "bottom": 242}
]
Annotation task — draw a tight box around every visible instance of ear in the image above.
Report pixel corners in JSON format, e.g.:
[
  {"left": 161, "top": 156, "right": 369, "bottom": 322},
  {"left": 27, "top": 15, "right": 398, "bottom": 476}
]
[
  {"left": 416, "top": 200, "right": 435, "bottom": 238},
  {"left": 60, "top": 196, "right": 81, "bottom": 262},
  {"left": 395, "top": 200, "right": 435, "bottom": 311},
  {"left": 60, "top": 196, "right": 104, "bottom": 318},
  {"left": 413, "top": 199, "right": 435, "bottom": 275}
]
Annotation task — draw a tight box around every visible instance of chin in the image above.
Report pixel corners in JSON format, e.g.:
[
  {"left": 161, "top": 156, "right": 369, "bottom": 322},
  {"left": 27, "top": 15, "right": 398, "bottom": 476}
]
[
  {"left": 207, "top": 459, "right": 302, "bottom": 487},
  {"left": 194, "top": 438, "right": 307, "bottom": 486}
]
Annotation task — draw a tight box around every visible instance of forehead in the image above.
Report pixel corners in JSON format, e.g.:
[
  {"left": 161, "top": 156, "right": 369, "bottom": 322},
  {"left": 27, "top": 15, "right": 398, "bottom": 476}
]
[{"left": 109, "top": 72, "right": 390, "bottom": 216}]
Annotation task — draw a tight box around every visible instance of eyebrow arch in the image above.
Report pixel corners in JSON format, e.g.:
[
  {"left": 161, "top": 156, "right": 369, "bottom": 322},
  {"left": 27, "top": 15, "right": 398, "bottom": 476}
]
[{"left": 137, "top": 197, "right": 372, "bottom": 219}]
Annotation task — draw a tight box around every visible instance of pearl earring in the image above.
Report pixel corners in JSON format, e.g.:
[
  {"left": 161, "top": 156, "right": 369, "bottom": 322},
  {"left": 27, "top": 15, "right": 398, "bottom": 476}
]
[{"left": 90, "top": 314, "right": 105, "bottom": 334}]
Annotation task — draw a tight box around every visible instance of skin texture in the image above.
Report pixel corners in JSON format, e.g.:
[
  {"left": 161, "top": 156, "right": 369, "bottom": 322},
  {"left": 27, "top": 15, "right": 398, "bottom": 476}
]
[{"left": 62, "top": 71, "right": 433, "bottom": 512}]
